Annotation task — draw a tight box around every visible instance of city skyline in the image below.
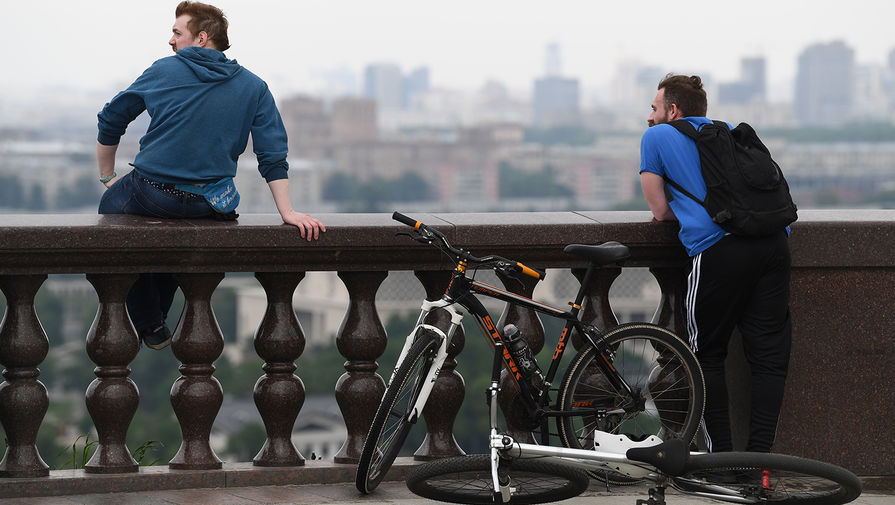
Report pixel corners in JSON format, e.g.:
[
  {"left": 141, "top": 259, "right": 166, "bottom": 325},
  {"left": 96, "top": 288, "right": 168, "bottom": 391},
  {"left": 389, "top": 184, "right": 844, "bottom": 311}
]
[{"left": 2, "top": 0, "right": 894, "bottom": 107}]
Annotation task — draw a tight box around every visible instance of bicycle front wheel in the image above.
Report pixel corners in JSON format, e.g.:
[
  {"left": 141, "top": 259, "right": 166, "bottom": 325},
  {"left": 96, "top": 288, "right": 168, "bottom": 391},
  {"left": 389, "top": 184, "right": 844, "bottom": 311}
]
[
  {"left": 558, "top": 323, "right": 705, "bottom": 448},
  {"left": 405, "top": 454, "right": 590, "bottom": 505},
  {"left": 355, "top": 328, "right": 440, "bottom": 493},
  {"left": 673, "top": 452, "right": 863, "bottom": 505}
]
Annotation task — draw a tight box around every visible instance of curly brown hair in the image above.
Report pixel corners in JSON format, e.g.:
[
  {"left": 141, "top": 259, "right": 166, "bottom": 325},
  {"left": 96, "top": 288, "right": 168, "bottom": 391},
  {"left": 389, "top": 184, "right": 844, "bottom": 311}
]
[{"left": 658, "top": 74, "right": 707, "bottom": 117}]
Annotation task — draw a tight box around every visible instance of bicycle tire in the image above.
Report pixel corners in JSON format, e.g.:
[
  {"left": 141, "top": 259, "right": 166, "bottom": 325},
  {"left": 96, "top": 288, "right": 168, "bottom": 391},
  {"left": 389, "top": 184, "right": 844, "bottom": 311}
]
[
  {"left": 405, "top": 454, "right": 590, "bottom": 504},
  {"left": 355, "top": 328, "right": 440, "bottom": 493},
  {"left": 557, "top": 323, "right": 704, "bottom": 481},
  {"left": 673, "top": 451, "right": 862, "bottom": 505}
]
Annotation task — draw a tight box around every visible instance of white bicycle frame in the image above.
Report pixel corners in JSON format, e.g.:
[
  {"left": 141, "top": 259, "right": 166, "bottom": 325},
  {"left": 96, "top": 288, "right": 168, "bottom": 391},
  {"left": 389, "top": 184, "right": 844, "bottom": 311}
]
[
  {"left": 387, "top": 298, "right": 464, "bottom": 424},
  {"left": 485, "top": 386, "right": 757, "bottom": 505}
]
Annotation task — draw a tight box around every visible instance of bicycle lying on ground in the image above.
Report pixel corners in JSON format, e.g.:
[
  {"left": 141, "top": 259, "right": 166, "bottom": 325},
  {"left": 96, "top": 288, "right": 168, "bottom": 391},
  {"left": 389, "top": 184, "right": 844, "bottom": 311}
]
[
  {"left": 406, "top": 366, "right": 863, "bottom": 505},
  {"left": 356, "top": 212, "right": 706, "bottom": 493}
]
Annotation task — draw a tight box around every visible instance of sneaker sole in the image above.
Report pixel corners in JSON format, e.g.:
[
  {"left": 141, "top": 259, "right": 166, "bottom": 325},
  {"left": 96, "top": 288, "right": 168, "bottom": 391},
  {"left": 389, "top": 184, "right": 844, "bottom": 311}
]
[{"left": 144, "top": 338, "right": 172, "bottom": 350}]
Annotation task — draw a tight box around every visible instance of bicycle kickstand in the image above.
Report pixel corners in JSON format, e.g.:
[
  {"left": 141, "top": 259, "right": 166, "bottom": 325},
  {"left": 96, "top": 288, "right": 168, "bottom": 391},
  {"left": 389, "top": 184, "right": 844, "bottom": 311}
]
[{"left": 635, "top": 485, "right": 666, "bottom": 505}]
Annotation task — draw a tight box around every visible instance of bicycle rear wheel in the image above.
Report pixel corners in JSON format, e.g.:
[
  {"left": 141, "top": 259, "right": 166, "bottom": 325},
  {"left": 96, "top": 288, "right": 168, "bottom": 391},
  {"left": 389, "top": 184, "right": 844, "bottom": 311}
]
[
  {"left": 355, "top": 328, "right": 440, "bottom": 493},
  {"left": 405, "top": 454, "right": 590, "bottom": 505},
  {"left": 558, "top": 323, "right": 705, "bottom": 447},
  {"left": 673, "top": 452, "right": 863, "bottom": 505}
]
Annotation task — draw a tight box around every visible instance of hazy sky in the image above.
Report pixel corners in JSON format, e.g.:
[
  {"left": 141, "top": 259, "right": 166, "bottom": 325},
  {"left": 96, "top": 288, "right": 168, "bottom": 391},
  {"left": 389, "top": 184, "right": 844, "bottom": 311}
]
[{"left": 2, "top": 0, "right": 894, "bottom": 102}]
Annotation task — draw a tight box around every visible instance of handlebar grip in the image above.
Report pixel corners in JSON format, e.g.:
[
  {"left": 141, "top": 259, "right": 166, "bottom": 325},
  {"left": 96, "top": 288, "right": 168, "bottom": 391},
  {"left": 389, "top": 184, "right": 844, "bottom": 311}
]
[
  {"left": 392, "top": 211, "right": 421, "bottom": 229},
  {"left": 517, "top": 262, "right": 547, "bottom": 281}
]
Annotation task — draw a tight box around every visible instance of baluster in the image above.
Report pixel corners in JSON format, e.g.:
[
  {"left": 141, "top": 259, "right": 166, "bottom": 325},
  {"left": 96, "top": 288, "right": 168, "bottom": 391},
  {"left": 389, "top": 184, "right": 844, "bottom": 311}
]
[
  {"left": 648, "top": 266, "right": 688, "bottom": 337},
  {"left": 168, "top": 273, "right": 224, "bottom": 470},
  {"left": 571, "top": 266, "right": 622, "bottom": 349},
  {"left": 0, "top": 275, "right": 50, "bottom": 477},
  {"left": 413, "top": 270, "right": 465, "bottom": 460},
  {"left": 495, "top": 271, "right": 545, "bottom": 442},
  {"left": 84, "top": 274, "right": 140, "bottom": 474},
  {"left": 333, "top": 271, "right": 388, "bottom": 464},
  {"left": 252, "top": 272, "right": 305, "bottom": 467}
]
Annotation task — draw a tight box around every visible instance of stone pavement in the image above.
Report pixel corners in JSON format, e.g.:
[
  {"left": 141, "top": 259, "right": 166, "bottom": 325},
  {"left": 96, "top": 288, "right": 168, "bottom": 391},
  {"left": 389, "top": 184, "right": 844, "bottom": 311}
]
[
  {"left": 1, "top": 480, "right": 892, "bottom": 505},
  {"left": 0, "top": 458, "right": 890, "bottom": 505}
]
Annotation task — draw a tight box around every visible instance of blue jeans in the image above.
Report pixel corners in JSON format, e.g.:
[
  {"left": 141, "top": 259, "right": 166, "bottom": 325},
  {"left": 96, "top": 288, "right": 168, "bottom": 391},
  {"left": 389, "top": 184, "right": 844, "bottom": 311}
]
[{"left": 99, "top": 171, "right": 216, "bottom": 333}]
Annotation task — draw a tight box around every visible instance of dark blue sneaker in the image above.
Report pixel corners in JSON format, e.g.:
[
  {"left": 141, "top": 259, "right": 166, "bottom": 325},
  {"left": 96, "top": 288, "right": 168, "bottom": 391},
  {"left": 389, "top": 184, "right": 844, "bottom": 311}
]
[{"left": 142, "top": 322, "right": 172, "bottom": 350}]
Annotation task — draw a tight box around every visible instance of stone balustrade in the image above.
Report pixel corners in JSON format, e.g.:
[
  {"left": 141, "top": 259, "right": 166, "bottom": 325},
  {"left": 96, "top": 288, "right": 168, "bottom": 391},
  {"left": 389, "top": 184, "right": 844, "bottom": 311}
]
[{"left": 0, "top": 210, "right": 892, "bottom": 488}]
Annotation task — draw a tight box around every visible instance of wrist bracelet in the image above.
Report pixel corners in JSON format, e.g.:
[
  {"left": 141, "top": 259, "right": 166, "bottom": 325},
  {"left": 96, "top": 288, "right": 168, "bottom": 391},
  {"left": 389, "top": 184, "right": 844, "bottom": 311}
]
[{"left": 99, "top": 172, "right": 117, "bottom": 184}]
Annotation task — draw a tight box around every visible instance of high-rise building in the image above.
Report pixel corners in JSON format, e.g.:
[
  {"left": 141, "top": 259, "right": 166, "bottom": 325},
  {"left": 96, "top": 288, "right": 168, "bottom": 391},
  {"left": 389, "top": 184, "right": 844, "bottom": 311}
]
[
  {"left": 363, "top": 63, "right": 404, "bottom": 110},
  {"left": 719, "top": 57, "right": 766, "bottom": 105},
  {"left": 279, "top": 95, "right": 329, "bottom": 158},
  {"left": 331, "top": 98, "right": 377, "bottom": 142},
  {"left": 532, "top": 77, "right": 580, "bottom": 127},
  {"left": 794, "top": 41, "right": 854, "bottom": 125},
  {"left": 403, "top": 67, "right": 430, "bottom": 109},
  {"left": 532, "top": 44, "right": 580, "bottom": 127}
]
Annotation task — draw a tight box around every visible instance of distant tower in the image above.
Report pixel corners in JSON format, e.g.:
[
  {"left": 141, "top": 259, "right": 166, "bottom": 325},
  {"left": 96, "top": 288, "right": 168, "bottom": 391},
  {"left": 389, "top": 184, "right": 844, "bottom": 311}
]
[
  {"left": 532, "top": 43, "right": 580, "bottom": 127},
  {"left": 363, "top": 63, "right": 404, "bottom": 110},
  {"left": 740, "top": 57, "right": 766, "bottom": 102},
  {"left": 545, "top": 42, "right": 562, "bottom": 77},
  {"left": 794, "top": 41, "right": 854, "bottom": 125}
]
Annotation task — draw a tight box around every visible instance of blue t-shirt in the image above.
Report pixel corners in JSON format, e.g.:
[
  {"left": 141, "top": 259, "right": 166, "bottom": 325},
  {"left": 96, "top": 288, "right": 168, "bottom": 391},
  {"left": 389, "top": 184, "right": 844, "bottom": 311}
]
[{"left": 639, "top": 117, "right": 727, "bottom": 256}]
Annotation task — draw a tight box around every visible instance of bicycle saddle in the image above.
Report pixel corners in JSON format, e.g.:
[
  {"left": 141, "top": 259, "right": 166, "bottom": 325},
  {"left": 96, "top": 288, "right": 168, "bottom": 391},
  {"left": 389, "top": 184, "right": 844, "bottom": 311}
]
[
  {"left": 626, "top": 438, "right": 689, "bottom": 477},
  {"left": 563, "top": 242, "right": 631, "bottom": 265}
]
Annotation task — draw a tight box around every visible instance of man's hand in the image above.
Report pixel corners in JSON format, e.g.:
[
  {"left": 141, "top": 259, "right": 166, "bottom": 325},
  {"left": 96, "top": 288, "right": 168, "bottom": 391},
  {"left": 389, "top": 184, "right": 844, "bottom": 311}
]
[
  {"left": 102, "top": 175, "right": 121, "bottom": 189},
  {"left": 267, "top": 178, "right": 325, "bottom": 240},
  {"left": 281, "top": 209, "right": 325, "bottom": 241}
]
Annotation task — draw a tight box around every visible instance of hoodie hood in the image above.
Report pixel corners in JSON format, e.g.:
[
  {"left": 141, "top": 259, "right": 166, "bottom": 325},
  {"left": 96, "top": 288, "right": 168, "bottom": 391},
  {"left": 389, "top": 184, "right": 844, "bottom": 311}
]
[{"left": 175, "top": 46, "right": 242, "bottom": 82}]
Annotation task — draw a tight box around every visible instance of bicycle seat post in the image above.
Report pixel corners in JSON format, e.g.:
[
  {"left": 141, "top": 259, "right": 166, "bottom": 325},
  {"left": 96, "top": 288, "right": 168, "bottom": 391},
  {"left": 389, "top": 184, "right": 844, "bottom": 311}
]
[{"left": 569, "top": 262, "right": 598, "bottom": 318}]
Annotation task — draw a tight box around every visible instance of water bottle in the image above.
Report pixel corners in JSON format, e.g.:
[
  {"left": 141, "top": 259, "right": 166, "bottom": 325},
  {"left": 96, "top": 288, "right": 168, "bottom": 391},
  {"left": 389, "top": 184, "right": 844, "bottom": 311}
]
[{"left": 503, "top": 324, "right": 541, "bottom": 382}]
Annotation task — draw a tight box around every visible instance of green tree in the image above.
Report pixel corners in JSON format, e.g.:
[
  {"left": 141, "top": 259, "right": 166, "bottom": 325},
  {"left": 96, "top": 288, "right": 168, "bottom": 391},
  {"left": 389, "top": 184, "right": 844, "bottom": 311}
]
[
  {"left": 762, "top": 122, "right": 895, "bottom": 143},
  {"left": 524, "top": 126, "right": 597, "bottom": 146},
  {"left": 222, "top": 422, "right": 267, "bottom": 461},
  {"left": 57, "top": 176, "right": 102, "bottom": 210},
  {"left": 321, "top": 171, "right": 435, "bottom": 211},
  {"left": 212, "top": 287, "right": 238, "bottom": 343},
  {"left": 388, "top": 172, "right": 434, "bottom": 201},
  {"left": 26, "top": 184, "right": 47, "bottom": 211},
  {"left": 0, "top": 174, "right": 25, "bottom": 209},
  {"left": 498, "top": 162, "right": 573, "bottom": 198},
  {"left": 321, "top": 172, "right": 361, "bottom": 201}
]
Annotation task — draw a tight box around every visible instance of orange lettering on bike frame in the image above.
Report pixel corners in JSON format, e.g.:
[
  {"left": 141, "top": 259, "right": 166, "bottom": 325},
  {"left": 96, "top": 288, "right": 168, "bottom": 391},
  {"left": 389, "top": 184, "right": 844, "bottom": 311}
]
[
  {"left": 553, "top": 327, "right": 569, "bottom": 360},
  {"left": 482, "top": 315, "right": 523, "bottom": 384}
]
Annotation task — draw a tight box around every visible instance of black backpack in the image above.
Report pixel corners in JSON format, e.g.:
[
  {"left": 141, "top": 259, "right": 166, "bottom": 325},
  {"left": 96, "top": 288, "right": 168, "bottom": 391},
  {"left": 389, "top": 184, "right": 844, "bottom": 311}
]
[{"left": 664, "top": 120, "right": 797, "bottom": 236}]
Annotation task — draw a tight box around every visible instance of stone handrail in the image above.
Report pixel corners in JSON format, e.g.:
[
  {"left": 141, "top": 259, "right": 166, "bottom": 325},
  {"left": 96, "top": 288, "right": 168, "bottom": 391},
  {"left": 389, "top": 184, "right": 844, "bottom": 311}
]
[{"left": 0, "top": 210, "right": 893, "bottom": 483}]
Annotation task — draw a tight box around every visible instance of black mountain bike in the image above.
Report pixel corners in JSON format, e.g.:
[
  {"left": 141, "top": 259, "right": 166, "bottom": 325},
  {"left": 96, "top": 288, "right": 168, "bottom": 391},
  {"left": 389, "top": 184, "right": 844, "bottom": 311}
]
[{"left": 356, "top": 212, "right": 706, "bottom": 493}]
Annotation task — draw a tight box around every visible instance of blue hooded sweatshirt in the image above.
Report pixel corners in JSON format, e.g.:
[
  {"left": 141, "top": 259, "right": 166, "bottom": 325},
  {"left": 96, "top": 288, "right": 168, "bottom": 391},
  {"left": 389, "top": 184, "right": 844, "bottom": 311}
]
[{"left": 97, "top": 46, "right": 288, "bottom": 185}]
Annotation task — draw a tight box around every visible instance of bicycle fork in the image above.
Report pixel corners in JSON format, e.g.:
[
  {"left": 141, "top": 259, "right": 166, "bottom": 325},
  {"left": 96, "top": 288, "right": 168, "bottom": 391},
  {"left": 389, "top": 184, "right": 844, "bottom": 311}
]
[
  {"left": 487, "top": 341, "right": 514, "bottom": 503},
  {"left": 392, "top": 299, "right": 464, "bottom": 423}
]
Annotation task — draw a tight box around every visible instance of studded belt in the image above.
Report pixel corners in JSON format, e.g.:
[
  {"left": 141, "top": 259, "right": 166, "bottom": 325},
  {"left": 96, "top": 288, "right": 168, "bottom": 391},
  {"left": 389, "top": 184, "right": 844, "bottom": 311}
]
[{"left": 140, "top": 176, "right": 204, "bottom": 199}]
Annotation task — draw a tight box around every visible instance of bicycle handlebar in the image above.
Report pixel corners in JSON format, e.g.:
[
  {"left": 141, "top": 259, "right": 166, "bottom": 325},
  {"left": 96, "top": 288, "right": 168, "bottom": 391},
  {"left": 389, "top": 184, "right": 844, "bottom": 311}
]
[
  {"left": 392, "top": 211, "right": 420, "bottom": 229},
  {"left": 392, "top": 211, "right": 546, "bottom": 281}
]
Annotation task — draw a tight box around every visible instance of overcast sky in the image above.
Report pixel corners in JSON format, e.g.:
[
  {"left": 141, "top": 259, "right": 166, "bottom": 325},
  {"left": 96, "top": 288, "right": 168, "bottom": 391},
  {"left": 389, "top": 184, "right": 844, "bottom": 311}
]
[{"left": 2, "top": 0, "right": 894, "bottom": 102}]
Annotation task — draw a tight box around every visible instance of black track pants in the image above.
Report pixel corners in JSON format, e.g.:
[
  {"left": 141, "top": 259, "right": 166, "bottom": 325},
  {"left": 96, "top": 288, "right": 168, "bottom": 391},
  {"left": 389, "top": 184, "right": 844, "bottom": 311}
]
[{"left": 686, "top": 231, "right": 792, "bottom": 453}]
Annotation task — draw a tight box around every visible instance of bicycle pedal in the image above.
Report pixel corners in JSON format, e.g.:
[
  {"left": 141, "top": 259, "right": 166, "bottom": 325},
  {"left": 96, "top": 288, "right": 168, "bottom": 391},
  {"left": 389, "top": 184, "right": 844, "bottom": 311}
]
[{"left": 634, "top": 487, "right": 666, "bottom": 505}]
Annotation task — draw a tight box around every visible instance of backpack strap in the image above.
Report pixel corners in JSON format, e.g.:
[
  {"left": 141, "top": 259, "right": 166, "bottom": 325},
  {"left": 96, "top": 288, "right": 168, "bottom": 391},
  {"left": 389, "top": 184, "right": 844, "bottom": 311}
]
[
  {"left": 667, "top": 119, "right": 699, "bottom": 139},
  {"left": 661, "top": 120, "right": 704, "bottom": 206}
]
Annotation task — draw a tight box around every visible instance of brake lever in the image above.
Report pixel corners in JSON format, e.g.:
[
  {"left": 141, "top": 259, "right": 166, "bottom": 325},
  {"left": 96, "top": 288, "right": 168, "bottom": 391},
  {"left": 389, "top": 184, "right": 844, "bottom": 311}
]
[{"left": 494, "top": 265, "right": 525, "bottom": 290}]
